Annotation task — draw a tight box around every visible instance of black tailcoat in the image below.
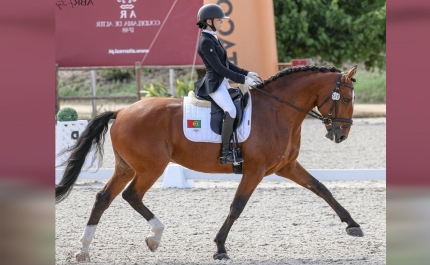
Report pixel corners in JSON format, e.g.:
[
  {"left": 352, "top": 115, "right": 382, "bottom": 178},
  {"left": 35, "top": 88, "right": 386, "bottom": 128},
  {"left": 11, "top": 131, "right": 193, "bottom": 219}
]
[{"left": 194, "top": 32, "right": 248, "bottom": 97}]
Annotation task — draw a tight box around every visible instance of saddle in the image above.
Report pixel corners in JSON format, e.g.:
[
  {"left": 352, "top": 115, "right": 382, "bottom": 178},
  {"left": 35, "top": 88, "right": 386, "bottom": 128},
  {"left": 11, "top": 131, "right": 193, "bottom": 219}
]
[
  {"left": 189, "top": 85, "right": 250, "bottom": 174},
  {"left": 190, "top": 84, "right": 250, "bottom": 135}
]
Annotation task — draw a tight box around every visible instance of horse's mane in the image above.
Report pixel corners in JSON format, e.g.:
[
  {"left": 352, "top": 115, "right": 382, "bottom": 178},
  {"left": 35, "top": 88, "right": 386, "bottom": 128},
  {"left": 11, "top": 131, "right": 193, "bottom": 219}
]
[{"left": 255, "top": 65, "right": 341, "bottom": 89}]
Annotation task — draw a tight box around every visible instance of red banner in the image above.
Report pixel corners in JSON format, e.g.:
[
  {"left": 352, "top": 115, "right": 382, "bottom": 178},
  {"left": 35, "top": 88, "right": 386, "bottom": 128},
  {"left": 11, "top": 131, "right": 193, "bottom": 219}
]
[{"left": 56, "top": 0, "right": 203, "bottom": 67}]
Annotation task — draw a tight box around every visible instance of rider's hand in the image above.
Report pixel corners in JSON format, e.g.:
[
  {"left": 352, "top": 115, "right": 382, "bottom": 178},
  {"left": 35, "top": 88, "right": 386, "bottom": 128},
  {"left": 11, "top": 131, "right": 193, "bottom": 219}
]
[
  {"left": 244, "top": 76, "right": 255, "bottom": 86},
  {"left": 247, "top": 72, "right": 260, "bottom": 82}
]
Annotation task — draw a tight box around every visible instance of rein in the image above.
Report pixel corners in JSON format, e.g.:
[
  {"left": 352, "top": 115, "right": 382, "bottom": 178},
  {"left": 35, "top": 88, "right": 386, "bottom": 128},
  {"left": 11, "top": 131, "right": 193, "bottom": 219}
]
[{"left": 252, "top": 73, "right": 354, "bottom": 130}]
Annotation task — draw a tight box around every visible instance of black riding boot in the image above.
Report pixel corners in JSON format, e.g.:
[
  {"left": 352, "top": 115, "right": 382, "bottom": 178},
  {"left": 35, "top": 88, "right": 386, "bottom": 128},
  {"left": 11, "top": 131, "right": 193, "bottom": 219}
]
[{"left": 219, "top": 112, "right": 244, "bottom": 164}]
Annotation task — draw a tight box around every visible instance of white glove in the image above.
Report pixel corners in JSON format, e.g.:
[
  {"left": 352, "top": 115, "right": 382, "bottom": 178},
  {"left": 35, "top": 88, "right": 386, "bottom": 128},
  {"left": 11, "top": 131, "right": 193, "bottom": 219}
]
[
  {"left": 244, "top": 76, "right": 255, "bottom": 86},
  {"left": 247, "top": 72, "right": 260, "bottom": 82}
]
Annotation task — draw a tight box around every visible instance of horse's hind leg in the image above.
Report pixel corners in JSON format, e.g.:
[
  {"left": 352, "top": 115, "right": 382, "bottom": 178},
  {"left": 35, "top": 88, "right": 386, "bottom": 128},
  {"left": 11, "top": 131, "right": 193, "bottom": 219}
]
[
  {"left": 121, "top": 162, "right": 169, "bottom": 252},
  {"left": 276, "top": 162, "right": 363, "bottom": 237},
  {"left": 75, "top": 154, "right": 135, "bottom": 262}
]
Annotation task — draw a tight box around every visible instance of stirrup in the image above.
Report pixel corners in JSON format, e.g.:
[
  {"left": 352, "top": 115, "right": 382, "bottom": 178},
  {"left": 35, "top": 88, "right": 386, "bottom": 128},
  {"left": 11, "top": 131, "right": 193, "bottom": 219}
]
[{"left": 219, "top": 151, "right": 244, "bottom": 165}]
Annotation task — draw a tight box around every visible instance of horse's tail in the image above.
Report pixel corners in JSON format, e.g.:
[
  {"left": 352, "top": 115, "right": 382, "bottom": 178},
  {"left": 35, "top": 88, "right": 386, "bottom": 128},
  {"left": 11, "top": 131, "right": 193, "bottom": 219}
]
[{"left": 55, "top": 111, "right": 116, "bottom": 203}]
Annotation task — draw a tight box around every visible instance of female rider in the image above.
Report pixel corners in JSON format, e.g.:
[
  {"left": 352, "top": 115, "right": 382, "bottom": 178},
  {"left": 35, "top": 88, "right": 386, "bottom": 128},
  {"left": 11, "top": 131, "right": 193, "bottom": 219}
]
[{"left": 194, "top": 3, "right": 260, "bottom": 164}]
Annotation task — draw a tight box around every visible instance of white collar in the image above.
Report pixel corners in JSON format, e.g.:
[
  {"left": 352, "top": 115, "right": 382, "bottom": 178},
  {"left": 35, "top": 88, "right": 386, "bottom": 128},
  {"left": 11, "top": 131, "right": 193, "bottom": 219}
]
[{"left": 202, "top": 29, "right": 217, "bottom": 39}]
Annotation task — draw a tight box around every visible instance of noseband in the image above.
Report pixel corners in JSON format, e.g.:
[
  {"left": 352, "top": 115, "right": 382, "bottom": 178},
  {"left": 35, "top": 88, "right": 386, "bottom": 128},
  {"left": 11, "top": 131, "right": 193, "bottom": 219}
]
[{"left": 252, "top": 73, "right": 354, "bottom": 131}]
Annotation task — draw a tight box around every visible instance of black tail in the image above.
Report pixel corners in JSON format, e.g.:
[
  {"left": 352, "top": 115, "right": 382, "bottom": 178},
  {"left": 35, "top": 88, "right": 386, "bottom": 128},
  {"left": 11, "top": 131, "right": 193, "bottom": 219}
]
[{"left": 55, "top": 111, "right": 116, "bottom": 203}]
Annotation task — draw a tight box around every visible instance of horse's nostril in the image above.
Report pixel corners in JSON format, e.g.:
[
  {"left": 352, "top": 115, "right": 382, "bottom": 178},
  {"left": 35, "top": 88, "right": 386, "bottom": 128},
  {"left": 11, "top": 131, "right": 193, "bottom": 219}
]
[{"left": 340, "top": 135, "right": 346, "bottom": 141}]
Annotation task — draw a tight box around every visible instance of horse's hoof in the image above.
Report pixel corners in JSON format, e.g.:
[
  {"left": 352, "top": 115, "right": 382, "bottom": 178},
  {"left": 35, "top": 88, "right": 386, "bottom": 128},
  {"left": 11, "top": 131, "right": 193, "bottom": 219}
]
[
  {"left": 213, "top": 252, "right": 230, "bottom": 260},
  {"left": 75, "top": 250, "right": 90, "bottom": 262},
  {"left": 145, "top": 237, "right": 160, "bottom": 252},
  {"left": 346, "top": 226, "right": 364, "bottom": 237}
]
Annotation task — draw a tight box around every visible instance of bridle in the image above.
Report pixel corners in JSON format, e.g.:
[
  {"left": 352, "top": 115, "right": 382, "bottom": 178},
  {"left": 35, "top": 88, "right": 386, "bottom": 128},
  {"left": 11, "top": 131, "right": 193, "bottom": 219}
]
[{"left": 252, "top": 72, "right": 355, "bottom": 132}]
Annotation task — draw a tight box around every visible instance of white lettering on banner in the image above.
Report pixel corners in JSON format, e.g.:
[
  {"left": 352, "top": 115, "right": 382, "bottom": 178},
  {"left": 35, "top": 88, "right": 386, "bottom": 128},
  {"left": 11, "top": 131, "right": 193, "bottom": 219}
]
[
  {"left": 96, "top": 21, "right": 113, "bottom": 27},
  {"left": 119, "top": 0, "right": 137, "bottom": 19},
  {"left": 90, "top": 0, "right": 162, "bottom": 33},
  {"left": 95, "top": 0, "right": 162, "bottom": 34},
  {"left": 108, "top": 48, "right": 149, "bottom": 55},
  {"left": 123, "top": 20, "right": 161, "bottom": 26},
  {"left": 95, "top": 20, "right": 160, "bottom": 29},
  {"left": 122, "top": 27, "right": 134, "bottom": 33}
]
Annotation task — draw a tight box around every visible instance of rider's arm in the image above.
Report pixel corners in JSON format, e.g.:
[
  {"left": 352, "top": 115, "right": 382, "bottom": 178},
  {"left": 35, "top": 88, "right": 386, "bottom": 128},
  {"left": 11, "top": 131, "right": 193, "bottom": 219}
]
[{"left": 201, "top": 40, "right": 246, "bottom": 84}]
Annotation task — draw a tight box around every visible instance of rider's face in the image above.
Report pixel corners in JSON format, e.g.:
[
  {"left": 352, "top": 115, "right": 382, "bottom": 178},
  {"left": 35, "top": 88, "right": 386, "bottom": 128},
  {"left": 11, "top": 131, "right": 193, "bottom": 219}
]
[
  {"left": 213, "top": 18, "right": 223, "bottom": 31},
  {"left": 207, "top": 18, "right": 224, "bottom": 31}
]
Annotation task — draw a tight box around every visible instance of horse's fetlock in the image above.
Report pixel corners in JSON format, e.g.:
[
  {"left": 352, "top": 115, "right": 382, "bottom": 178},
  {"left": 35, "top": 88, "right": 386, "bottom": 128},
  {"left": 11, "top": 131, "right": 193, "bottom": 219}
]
[
  {"left": 152, "top": 225, "right": 164, "bottom": 233},
  {"left": 213, "top": 237, "right": 225, "bottom": 245}
]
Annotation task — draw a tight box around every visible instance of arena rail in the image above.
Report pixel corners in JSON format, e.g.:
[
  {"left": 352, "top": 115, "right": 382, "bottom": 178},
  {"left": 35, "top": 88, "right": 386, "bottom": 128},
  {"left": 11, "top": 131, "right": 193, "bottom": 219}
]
[{"left": 55, "top": 164, "right": 386, "bottom": 188}]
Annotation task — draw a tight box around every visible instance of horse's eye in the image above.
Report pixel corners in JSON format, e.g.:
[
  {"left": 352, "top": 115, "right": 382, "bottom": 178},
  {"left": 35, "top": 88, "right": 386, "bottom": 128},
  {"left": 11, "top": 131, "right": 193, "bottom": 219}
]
[{"left": 343, "top": 98, "right": 350, "bottom": 103}]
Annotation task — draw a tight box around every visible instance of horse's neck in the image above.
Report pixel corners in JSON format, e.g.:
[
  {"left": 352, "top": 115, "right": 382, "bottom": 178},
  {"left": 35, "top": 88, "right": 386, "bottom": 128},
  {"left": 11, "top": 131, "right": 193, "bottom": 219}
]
[{"left": 258, "top": 73, "right": 324, "bottom": 123}]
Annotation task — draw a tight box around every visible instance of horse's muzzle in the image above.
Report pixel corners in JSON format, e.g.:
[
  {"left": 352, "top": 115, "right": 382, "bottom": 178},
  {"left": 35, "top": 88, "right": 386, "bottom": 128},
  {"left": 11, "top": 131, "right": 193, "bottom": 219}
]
[{"left": 325, "top": 125, "right": 348, "bottom": 143}]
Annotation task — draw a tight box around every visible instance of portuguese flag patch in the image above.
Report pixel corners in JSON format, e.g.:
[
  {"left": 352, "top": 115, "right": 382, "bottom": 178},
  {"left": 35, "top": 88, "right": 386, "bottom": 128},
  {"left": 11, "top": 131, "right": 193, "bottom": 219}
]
[{"left": 187, "top": 120, "right": 201, "bottom": 128}]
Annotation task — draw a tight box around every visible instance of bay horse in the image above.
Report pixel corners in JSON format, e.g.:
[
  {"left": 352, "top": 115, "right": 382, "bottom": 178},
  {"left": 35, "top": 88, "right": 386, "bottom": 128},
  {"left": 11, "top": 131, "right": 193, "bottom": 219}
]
[{"left": 56, "top": 65, "right": 363, "bottom": 262}]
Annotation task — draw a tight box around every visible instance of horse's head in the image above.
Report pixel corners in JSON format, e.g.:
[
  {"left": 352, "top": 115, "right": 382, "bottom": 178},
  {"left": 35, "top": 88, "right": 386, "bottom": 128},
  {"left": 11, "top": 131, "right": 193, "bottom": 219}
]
[{"left": 316, "top": 66, "right": 357, "bottom": 143}]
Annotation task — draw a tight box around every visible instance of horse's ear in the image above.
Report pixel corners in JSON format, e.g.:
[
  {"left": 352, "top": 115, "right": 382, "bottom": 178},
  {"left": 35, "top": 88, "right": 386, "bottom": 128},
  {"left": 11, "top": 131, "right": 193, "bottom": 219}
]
[{"left": 347, "top": 65, "right": 357, "bottom": 78}]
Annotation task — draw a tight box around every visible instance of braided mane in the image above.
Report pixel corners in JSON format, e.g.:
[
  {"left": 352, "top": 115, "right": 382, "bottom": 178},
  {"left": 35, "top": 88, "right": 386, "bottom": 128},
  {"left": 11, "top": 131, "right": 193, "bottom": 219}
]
[{"left": 255, "top": 65, "right": 341, "bottom": 89}]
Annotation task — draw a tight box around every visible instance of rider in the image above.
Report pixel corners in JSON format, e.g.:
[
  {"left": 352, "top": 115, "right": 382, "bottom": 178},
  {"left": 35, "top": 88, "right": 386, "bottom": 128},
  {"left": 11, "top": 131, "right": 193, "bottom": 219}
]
[{"left": 194, "top": 3, "right": 260, "bottom": 164}]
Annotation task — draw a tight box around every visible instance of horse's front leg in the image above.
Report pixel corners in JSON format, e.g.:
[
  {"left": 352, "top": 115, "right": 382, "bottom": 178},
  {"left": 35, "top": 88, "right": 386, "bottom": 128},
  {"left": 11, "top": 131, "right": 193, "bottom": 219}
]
[
  {"left": 276, "top": 161, "right": 364, "bottom": 237},
  {"left": 213, "top": 171, "right": 265, "bottom": 260}
]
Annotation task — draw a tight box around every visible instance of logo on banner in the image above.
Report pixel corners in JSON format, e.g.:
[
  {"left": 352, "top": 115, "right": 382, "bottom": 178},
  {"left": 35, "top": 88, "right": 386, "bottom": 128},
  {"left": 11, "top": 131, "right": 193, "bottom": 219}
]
[
  {"left": 95, "top": 0, "right": 161, "bottom": 34},
  {"left": 118, "top": 0, "right": 137, "bottom": 19}
]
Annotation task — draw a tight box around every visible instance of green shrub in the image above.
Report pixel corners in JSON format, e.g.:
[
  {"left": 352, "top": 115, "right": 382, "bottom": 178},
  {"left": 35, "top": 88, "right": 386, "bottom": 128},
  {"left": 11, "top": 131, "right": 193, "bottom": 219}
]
[
  {"left": 143, "top": 83, "right": 172, "bottom": 97},
  {"left": 102, "top": 69, "right": 133, "bottom": 82},
  {"left": 57, "top": 107, "right": 78, "bottom": 121},
  {"left": 353, "top": 70, "right": 386, "bottom": 103},
  {"left": 176, "top": 80, "right": 194, "bottom": 98}
]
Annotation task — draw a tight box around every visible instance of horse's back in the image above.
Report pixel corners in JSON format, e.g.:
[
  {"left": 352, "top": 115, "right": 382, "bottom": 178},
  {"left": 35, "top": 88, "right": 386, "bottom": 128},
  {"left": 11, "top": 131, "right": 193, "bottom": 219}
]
[{"left": 110, "top": 97, "right": 184, "bottom": 155}]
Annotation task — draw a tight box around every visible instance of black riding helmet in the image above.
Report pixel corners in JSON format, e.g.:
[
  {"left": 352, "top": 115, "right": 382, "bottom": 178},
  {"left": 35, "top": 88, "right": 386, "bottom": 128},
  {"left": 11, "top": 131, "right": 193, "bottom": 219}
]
[{"left": 196, "top": 4, "right": 229, "bottom": 32}]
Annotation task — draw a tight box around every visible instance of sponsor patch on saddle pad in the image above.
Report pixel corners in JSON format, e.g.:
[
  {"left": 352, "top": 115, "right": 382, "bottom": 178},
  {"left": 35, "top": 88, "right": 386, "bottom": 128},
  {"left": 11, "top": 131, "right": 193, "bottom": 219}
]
[{"left": 183, "top": 96, "right": 252, "bottom": 143}]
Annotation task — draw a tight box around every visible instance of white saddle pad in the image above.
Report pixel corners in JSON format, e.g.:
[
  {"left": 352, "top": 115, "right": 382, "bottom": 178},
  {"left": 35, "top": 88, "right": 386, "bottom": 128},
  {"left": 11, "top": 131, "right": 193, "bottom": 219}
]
[{"left": 183, "top": 95, "right": 252, "bottom": 143}]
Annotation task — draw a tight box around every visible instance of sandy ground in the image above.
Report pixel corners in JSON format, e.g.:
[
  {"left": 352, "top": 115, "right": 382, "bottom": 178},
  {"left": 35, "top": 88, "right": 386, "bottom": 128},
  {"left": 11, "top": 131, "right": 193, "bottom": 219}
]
[
  {"left": 55, "top": 115, "right": 386, "bottom": 264},
  {"left": 56, "top": 180, "right": 385, "bottom": 265}
]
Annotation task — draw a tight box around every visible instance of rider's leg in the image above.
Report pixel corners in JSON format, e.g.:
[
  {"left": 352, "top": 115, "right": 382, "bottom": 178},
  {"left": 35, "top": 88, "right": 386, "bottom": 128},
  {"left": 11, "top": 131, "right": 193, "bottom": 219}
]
[
  {"left": 209, "top": 79, "right": 243, "bottom": 164},
  {"left": 208, "top": 79, "right": 236, "bottom": 118},
  {"left": 219, "top": 111, "right": 243, "bottom": 163}
]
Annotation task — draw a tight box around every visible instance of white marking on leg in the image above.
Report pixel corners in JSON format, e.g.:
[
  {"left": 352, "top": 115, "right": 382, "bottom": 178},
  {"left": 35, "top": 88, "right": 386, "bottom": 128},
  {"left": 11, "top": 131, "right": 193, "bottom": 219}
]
[
  {"left": 148, "top": 216, "right": 164, "bottom": 243},
  {"left": 80, "top": 225, "right": 97, "bottom": 252},
  {"left": 146, "top": 216, "right": 165, "bottom": 251},
  {"left": 75, "top": 225, "right": 97, "bottom": 262}
]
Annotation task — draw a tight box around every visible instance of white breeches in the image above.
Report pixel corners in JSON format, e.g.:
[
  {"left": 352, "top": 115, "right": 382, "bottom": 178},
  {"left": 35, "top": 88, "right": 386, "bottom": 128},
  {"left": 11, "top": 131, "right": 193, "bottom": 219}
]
[{"left": 209, "top": 78, "right": 236, "bottom": 118}]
